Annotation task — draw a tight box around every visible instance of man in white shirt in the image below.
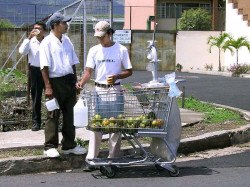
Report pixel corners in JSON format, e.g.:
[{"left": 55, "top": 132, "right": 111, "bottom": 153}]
[
  {"left": 76, "top": 21, "right": 133, "bottom": 171},
  {"left": 39, "top": 12, "right": 87, "bottom": 158},
  {"left": 19, "top": 21, "right": 46, "bottom": 131}
]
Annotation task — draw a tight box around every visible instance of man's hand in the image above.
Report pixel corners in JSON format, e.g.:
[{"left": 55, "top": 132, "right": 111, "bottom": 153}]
[
  {"left": 28, "top": 29, "right": 39, "bottom": 40},
  {"left": 76, "top": 82, "right": 84, "bottom": 91},
  {"left": 45, "top": 86, "right": 53, "bottom": 99}
]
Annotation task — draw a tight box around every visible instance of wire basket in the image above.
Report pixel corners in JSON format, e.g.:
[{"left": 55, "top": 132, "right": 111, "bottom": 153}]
[{"left": 84, "top": 87, "right": 172, "bottom": 134}]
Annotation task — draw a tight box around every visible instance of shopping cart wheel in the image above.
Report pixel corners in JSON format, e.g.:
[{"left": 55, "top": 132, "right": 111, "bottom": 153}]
[
  {"left": 105, "top": 166, "right": 116, "bottom": 178},
  {"left": 169, "top": 166, "right": 179, "bottom": 177},
  {"left": 155, "top": 164, "right": 165, "bottom": 171},
  {"left": 100, "top": 166, "right": 106, "bottom": 175}
]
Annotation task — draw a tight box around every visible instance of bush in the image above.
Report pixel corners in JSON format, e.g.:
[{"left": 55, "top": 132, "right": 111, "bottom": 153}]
[
  {"left": 178, "top": 8, "right": 212, "bottom": 31},
  {"left": 228, "top": 63, "right": 249, "bottom": 76}
]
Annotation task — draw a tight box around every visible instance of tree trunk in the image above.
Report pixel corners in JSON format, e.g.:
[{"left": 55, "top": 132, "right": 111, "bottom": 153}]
[
  {"left": 218, "top": 48, "right": 221, "bottom": 71},
  {"left": 236, "top": 50, "right": 238, "bottom": 64}
]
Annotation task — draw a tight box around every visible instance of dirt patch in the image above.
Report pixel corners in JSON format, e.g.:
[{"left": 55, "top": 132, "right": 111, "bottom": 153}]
[
  {"left": 0, "top": 121, "right": 248, "bottom": 159},
  {"left": 181, "top": 120, "right": 248, "bottom": 139}
]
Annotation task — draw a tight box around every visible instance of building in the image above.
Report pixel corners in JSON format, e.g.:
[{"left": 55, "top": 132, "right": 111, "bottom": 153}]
[{"left": 124, "top": 0, "right": 221, "bottom": 30}]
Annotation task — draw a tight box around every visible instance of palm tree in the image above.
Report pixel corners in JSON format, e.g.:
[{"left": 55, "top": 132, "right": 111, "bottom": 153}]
[
  {"left": 207, "top": 33, "right": 232, "bottom": 71},
  {"left": 223, "top": 37, "right": 250, "bottom": 64}
]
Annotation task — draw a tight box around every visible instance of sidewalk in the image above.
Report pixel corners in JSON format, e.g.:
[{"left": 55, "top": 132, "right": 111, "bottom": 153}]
[
  {"left": 0, "top": 105, "right": 249, "bottom": 176},
  {"left": 0, "top": 108, "right": 204, "bottom": 150}
]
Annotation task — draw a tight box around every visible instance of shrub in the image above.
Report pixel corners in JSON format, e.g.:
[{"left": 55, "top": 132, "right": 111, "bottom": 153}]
[
  {"left": 178, "top": 8, "right": 212, "bottom": 31},
  {"left": 204, "top": 64, "right": 213, "bottom": 71},
  {"left": 228, "top": 63, "right": 249, "bottom": 76}
]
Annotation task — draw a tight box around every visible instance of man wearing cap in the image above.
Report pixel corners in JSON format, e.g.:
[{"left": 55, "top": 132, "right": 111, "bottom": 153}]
[
  {"left": 76, "top": 21, "right": 133, "bottom": 171},
  {"left": 39, "top": 12, "right": 87, "bottom": 158},
  {"left": 19, "top": 21, "right": 46, "bottom": 131}
]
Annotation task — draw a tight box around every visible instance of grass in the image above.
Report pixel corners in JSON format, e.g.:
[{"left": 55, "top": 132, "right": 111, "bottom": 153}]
[
  {"left": 178, "top": 95, "right": 245, "bottom": 125},
  {"left": 0, "top": 68, "right": 27, "bottom": 101}
]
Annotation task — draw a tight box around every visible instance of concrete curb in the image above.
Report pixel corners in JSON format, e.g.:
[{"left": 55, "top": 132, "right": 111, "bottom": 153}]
[
  {"left": 0, "top": 123, "right": 249, "bottom": 176},
  {"left": 0, "top": 103, "right": 249, "bottom": 176}
]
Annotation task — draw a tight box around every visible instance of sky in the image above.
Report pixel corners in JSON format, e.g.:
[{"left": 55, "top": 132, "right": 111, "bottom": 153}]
[{"left": 0, "top": 0, "right": 124, "bottom": 26}]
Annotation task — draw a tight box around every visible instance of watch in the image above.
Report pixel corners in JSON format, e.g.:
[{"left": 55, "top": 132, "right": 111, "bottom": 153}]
[{"left": 116, "top": 74, "right": 121, "bottom": 79}]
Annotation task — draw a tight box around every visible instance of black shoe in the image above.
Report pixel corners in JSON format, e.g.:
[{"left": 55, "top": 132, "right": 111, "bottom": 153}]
[
  {"left": 83, "top": 164, "right": 96, "bottom": 172},
  {"left": 32, "top": 123, "right": 40, "bottom": 131}
]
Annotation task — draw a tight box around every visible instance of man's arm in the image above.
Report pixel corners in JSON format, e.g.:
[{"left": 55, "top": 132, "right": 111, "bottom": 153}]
[
  {"left": 75, "top": 67, "right": 93, "bottom": 90},
  {"left": 108, "top": 69, "right": 133, "bottom": 84},
  {"left": 41, "top": 66, "right": 53, "bottom": 99}
]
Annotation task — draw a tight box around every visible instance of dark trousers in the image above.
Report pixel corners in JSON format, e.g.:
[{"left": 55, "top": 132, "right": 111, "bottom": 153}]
[
  {"left": 44, "top": 74, "right": 77, "bottom": 150},
  {"left": 30, "top": 66, "right": 44, "bottom": 125}
]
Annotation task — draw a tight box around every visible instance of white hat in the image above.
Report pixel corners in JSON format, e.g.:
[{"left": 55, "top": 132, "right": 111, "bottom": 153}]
[{"left": 94, "top": 21, "right": 111, "bottom": 37}]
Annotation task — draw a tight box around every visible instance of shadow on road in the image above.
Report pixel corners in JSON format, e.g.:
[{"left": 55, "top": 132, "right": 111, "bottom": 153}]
[{"left": 90, "top": 150, "right": 250, "bottom": 179}]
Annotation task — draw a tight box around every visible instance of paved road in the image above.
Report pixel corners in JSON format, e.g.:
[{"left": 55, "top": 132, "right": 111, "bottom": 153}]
[
  {"left": 123, "top": 71, "right": 250, "bottom": 111},
  {"left": 0, "top": 150, "right": 249, "bottom": 187}
]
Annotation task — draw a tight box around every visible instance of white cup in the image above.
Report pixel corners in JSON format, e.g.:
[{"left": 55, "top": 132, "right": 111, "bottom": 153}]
[
  {"left": 45, "top": 98, "right": 60, "bottom": 111},
  {"left": 33, "top": 29, "right": 40, "bottom": 36}
]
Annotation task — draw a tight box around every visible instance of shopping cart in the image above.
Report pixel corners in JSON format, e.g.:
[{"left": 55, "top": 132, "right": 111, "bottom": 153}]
[{"left": 83, "top": 86, "right": 179, "bottom": 178}]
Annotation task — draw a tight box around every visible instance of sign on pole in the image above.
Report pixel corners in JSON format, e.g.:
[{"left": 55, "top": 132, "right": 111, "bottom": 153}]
[{"left": 113, "top": 30, "right": 131, "bottom": 44}]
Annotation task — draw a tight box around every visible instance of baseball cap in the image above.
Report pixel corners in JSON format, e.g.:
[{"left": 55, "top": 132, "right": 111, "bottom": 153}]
[
  {"left": 47, "top": 12, "right": 71, "bottom": 28},
  {"left": 94, "top": 21, "right": 111, "bottom": 37}
]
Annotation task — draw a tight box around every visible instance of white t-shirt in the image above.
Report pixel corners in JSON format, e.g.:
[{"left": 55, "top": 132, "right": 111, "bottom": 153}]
[
  {"left": 39, "top": 32, "right": 79, "bottom": 78},
  {"left": 19, "top": 37, "right": 41, "bottom": 67},
  {"left": 86, "top": 42, "right": 132, "bottom": 84}
]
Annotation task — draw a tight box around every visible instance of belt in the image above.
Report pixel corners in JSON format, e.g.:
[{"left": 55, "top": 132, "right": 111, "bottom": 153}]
[{"left": 95, "top": 82, "right": 120, "bottom": 88}]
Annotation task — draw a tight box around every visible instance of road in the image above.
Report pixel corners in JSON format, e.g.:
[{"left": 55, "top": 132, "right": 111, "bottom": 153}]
[
  {"left": 123, "top": 71, "right": 250, "bottom": 111},
  {"left": 1, "top": 71, "right": 250, "bottom": 186},
  {"left": 0, "top": 146, "right": 249, "bottom": 187}
]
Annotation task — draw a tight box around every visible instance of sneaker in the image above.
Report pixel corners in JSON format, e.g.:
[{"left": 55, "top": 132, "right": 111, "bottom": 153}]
[
  {"left": 62, "top": 145, "right": 87, "bottom": 155},
  {"left": 32, "top": 123, "right": 41, "bottom": 131},
  {"left": 44, "top": 148, "right": 60, "bottom": 158}
]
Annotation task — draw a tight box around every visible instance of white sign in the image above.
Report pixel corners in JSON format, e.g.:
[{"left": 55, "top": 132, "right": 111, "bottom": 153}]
[{"left": 113, "top": 30, "right": 131, "bottom": 44}]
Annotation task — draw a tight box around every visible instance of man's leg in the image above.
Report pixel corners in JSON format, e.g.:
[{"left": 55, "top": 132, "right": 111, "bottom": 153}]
[
  {"left": 30, "top": 67, "right": 44, "bottom": 131},
  {"left": 60, "top": 88, "right": 77, "bottom": 150},
  {"left": 108, "top": 132, "right": 121, "bottom": 158},
  {"left": 86, "top": 131, "right": 103, "bottom": 159},
  {"left": 44, "top": 109, "right": 60, "bottom": 150}
]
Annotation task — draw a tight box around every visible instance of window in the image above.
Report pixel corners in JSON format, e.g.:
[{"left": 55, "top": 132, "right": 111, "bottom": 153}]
[{"left": 157, "top": 3, "right": 211, "bottom": 19}]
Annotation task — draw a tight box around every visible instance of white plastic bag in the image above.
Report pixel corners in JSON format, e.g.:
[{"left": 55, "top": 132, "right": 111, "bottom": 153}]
[
  {"left": 74, "top": 98, "right": 88, "bottom": 128},
  {"left": 165, "top": 72, "right": 182, "bottom": 97}
]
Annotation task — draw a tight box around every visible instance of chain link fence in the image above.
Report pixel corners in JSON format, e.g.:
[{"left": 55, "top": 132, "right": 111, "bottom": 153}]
[{"left": 0, "top": 0, "right": 119, "bottom": 131}]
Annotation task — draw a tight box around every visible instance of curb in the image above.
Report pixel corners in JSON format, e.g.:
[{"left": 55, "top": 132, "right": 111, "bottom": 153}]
[{"left": 0, "top": 124, "right": 249, "bottom": 176}]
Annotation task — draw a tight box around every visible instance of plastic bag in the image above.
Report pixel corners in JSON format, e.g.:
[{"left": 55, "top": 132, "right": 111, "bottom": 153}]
[{"left": 165, "top": 72, "right": 182, "bottom": 97}]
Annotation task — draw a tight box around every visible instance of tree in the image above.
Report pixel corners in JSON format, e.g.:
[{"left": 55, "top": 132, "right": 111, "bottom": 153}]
[
  {"left": 178, "top": 8, "right": 212, "bottom": 31},
  {"left": 207, "top": 33, "right": 232, "bottom": 71},
  {"left": 0, "top": 18, "right": 15, "bottom": 28},
  {"left": 223, "top": 37, "right": 250, "bottom": 64}
]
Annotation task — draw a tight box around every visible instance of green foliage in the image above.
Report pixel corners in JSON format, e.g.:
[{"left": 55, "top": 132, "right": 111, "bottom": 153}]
[
  {"left": 223, "top": 37, "right": 250, "bottom": 64},
  {"left": 177, "top": 8, "right": 212, "bottom": 31},
  {"left": 76, "top": 137, "right": 88, "bottom": 148},
  {"left": 0, "top": 18, "right": 15, "bottom": 28},
  {"left": 207, "top": 33, "right": 232, "bottom": 71},
  {"left": 204, "top": 64, "right": 213, "bottom": 71},
  {"left": 0, "top": 68, "right": 27, "bottom": 96},
  {"left": 228, "top": 63, "right": 249, "bottom": 76},
  {"left": 178, "top": 95, "right": 244, "bottom": 124},
  {"left": 176, "top": 63, "right": 183, "bottom": 71}
]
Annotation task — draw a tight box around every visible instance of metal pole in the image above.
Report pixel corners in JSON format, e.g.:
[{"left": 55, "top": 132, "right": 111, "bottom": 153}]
[
  {"left": 83, "top": 0, "right": 87, "bottom": 73},
  {"left": 109, "top": 0, "right": 113, "bottom": 27},
  {"left": 130, "top": 6, "right": 131, "bottom": 30},
  {"left": 109, "top": 0, "right": 113, "bottom": 41},
  {"left": 35, "top": 4, "right": 37, "bottom": 22}
]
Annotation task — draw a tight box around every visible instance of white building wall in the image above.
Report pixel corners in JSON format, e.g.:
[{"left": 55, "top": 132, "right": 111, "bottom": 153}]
[
  {"left": 225, "top": 0, "right": 250, "bottom": 67},
  {"left": 176, "top": 31, "right": 224, "bottom": 71}
]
